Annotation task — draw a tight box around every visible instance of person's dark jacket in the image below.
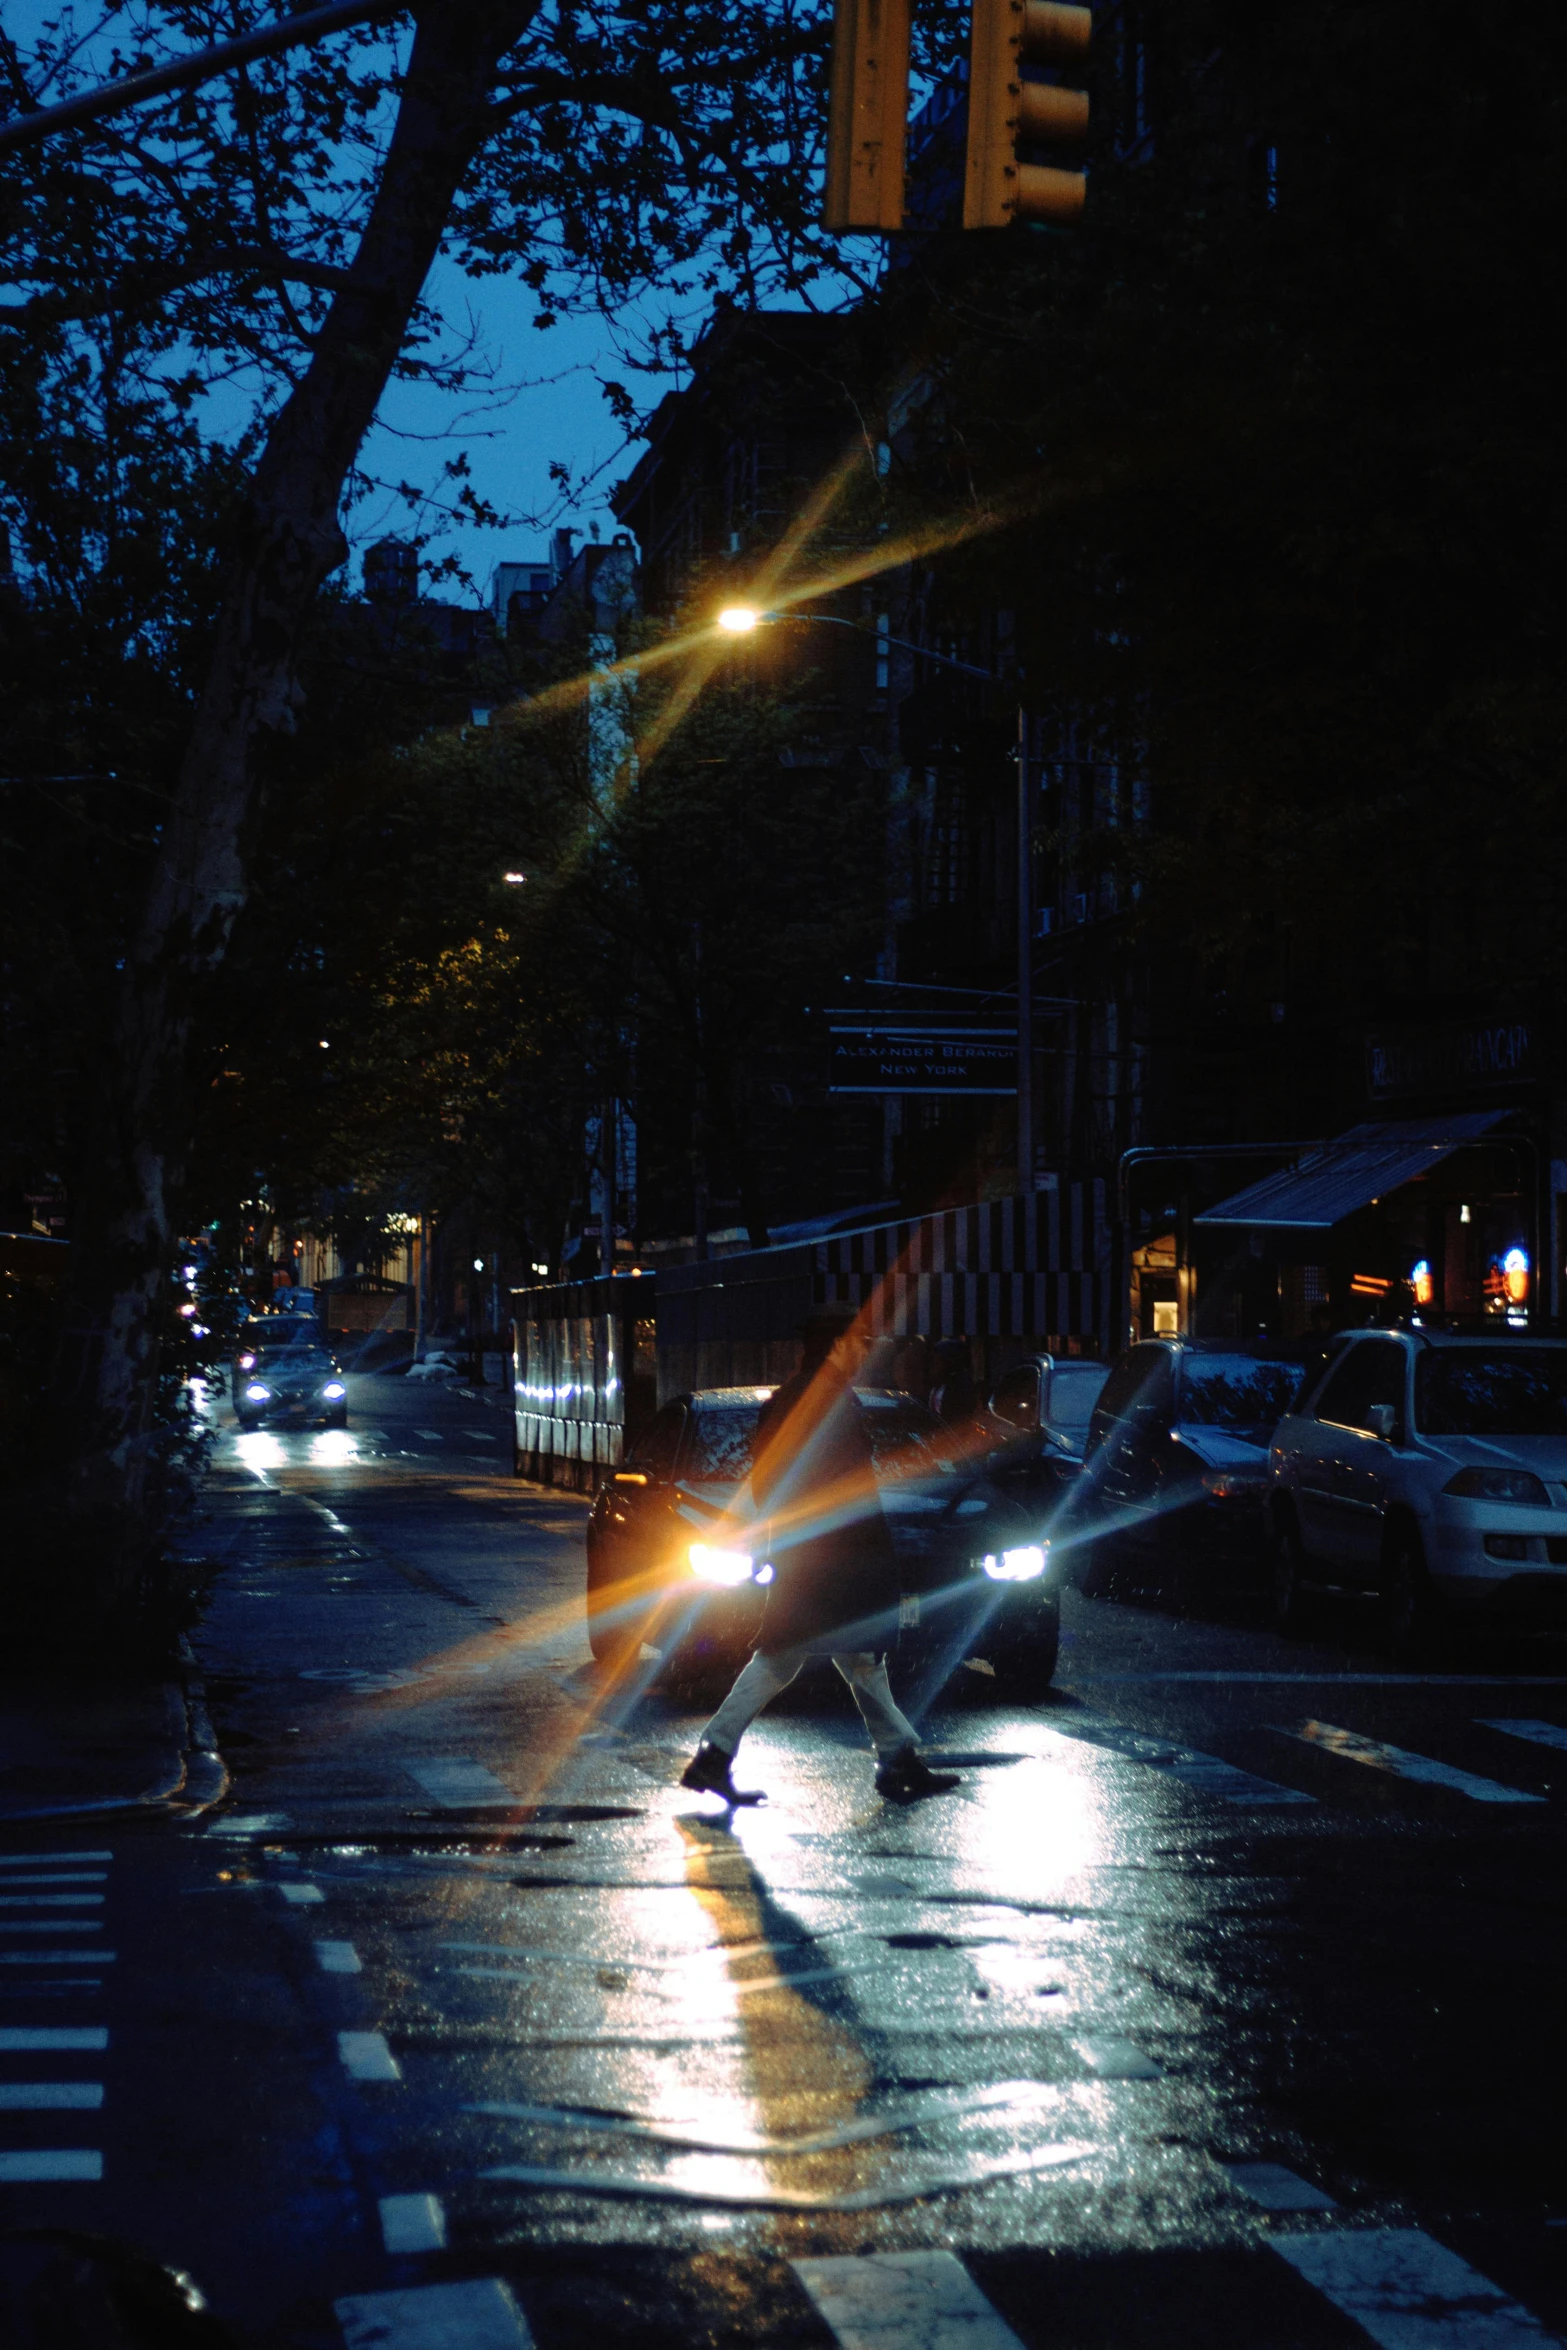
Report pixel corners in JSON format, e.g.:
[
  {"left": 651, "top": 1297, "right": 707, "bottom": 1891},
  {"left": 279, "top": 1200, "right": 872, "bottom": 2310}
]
[{"left": 750, "top": 1364, "right": 899, "bottom": 1654}]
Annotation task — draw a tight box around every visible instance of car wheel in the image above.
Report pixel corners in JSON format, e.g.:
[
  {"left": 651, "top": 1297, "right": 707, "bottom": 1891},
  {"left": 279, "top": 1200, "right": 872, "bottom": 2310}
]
[
  {"left": 1272, "top": 1507, "right": 1315, "bottom": 1637},
  {"left": 1381, "top": 1522, "right": 1442, "bottom": 1662},
  {"left": 586, "top": 1545, "right": 644, "bottom": 1670},
  {"left": 989, "top": 1615, "right": 1060, "bottom": 1701}
]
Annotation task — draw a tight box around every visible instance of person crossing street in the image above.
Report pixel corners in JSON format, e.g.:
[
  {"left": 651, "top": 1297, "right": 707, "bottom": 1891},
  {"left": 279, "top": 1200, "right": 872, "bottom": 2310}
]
[{"left": 680, "top": 1306, "right": 960, "bottom": 1806}]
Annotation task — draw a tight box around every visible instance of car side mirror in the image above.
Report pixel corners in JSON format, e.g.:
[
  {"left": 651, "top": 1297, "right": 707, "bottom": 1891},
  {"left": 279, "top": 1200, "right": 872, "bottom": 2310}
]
[{"left": 1366, "top": 1403, "right": 1397, "bottom": 1441}]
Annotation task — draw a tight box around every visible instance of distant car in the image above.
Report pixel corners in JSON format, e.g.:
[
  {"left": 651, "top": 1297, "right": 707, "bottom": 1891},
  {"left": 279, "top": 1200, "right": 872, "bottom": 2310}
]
[
  {"left": 986, "top": 1354, "right": 1113, "bottom": 1499},
  {"left": 1269, "top": 1330, "right": 1567, "bottom": 1652},
  {"left": 585, "top": 1385, "right": 1062, "bottom": 1700},
  {"left": 1079, "top": 1338, "right": 1311, "bottom": 1580},
  {"left": 235, "top": 1344, "right": 348, "bottom": 1430}
]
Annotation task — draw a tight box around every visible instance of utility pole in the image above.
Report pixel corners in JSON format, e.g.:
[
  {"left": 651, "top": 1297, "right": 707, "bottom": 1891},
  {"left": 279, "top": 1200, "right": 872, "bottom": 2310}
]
[{"left": 1016, "top": 706, "right": 1033, "bottom": 1194}]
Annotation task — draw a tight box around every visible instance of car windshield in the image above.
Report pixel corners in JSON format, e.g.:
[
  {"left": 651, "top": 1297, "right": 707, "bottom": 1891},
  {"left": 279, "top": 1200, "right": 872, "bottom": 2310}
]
[
  {"left": 244, "top": 1324, "right": 313, "bottom": 1351},
  {"left": 1415, "top": 1348, "right": 1567, "bottom": 1436},
  {"left": 683, "top": 1409, "right": 761, "bottom": 1484},
  {"left": 858, "top": 1393, "right": 948, "bottom": 1480},
  {"left": 1047, "top": 1369, "right": 1109, "bottom": 1430},
  {"left": 1178, "top": 1356, "right": 1301, "bottom": 1437}
]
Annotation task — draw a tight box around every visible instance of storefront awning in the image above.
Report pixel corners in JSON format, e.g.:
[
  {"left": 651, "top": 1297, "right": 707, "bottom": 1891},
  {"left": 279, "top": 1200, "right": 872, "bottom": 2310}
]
[{"left": 1194, "top": 1113, "right": 1513, "bottom": 1230}]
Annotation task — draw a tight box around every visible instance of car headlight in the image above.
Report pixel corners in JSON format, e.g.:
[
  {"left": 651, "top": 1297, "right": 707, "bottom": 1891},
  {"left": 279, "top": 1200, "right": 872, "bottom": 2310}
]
[
  {"left": 1443, "top": 1466, "right": 1551, "bottom": 1505},
  {"left": 322, "top": 1381, "right": 346, "bottom": 1400},
  {"left": 238, "top": 1353, "right": 256, "bottom": 1370},
  {"left": 981, "top": 1544, "right": 1047, "bottom": 1582},
  {"left": 688, "top": 1542, "right": 755, "bottom": 1586},
  {"left": 244, "top": 1383, "right": 271, "bottom": 1402}
]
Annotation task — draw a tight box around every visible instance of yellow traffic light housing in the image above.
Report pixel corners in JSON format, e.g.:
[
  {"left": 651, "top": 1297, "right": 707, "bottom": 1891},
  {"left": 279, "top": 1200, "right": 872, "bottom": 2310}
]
[
  {"left": 823, "top": 0, "right": 911, "bottom": 230},
  {"left": 963, "top": 0, "right": 1091, "bottom": 229}
]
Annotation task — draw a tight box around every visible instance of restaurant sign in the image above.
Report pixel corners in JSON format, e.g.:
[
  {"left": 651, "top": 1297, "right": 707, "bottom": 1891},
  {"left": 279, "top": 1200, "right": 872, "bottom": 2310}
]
[
  {"left": 829, "top": 1025, "right": 1017, "bottom": 1095},
  {"left": 1366, "top": 1015, "right": 1535, "bottom": 1102}
]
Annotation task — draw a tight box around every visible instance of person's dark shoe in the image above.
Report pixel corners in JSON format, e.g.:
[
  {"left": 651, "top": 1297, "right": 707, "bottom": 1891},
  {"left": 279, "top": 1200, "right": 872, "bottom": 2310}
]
[
  {"left": 875, "top": 1744, "right": 960, "bottom": 1801},
  {"left": 680, "top": 1741, "right": 765, "bottom": 1806}
]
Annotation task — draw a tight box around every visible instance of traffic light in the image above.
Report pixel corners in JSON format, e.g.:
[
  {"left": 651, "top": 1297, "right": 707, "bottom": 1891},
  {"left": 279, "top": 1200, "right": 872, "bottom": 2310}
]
[
  {"left": 963, "top": 0, "right": 1091, "bottom": 229},
  {"left": 822, "top": 0, "right": 911, "bottom": 231}
]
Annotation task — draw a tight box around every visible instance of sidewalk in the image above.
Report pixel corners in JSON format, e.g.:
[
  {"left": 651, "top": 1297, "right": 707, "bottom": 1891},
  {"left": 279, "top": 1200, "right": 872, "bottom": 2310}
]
[{"left": 0, "top": 1658, "right": 225, "bottom": 1823}]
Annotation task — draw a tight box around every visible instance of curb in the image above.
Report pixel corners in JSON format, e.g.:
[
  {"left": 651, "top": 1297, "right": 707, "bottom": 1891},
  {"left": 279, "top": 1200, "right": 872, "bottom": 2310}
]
[{"left": 0, "top": 1647, "right": 229, "bottom": 1826}]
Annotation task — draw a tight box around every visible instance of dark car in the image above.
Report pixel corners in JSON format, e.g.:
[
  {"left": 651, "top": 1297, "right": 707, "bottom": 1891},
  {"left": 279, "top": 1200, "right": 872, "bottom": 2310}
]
[
  {"left": 1078, "top": 1338, "right": 1313, "bottom": 1579},
  {"left": 585, "top": 1385, "right": 1061, "bottom": 1700},
  {"left": 235, "top": 1343, "right": 348, "bottom": 1430},
  {"left": 985, "top": 1354, "right": 1113, "bottom": 1500},
  {"left": 233, "top": 1317, "right": 323, "bottom": 1392}
]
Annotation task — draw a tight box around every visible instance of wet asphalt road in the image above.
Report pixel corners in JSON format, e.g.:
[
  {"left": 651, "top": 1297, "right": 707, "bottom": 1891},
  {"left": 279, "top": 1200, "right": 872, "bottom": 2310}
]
[{"left": 5, "top": 1368, "right": 1567, "bottom": 2349}]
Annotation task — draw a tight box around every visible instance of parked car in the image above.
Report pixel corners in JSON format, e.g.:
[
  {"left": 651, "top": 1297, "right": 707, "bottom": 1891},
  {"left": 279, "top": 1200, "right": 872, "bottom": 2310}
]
[
  {"left": 1269, "top": 1329, "right": 1567, "bottom": 1652},
  {"left": 1078, "top": 1338, "right": 1313, "bottom": 1581},
  {"left": 986, "top": 1354, "right": 1113, "bottom": 1497},
  {"left": 235, "top": 1344, "right": 348, "bottom": 1431},
  {"left": 585, "top": 1385, "right": 1061, "bottom": 1699}
]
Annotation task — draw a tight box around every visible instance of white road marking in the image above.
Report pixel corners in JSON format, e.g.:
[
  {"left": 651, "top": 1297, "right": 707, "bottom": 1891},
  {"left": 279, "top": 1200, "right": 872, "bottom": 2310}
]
[
  {"left": 408, "top": 1759, "right": 515, "bottom": 1807},
  {"left": 792, "top": 2251, "right": 1027, "bottom": 2350},
  {"left": 0, "top": 1893, "right": 105, "bottom": 1907},
  {"left": 338, "top": 2029, "right": 401, "bottom": 2082},
  {"left": 1223, "top": 2160, "right": 1336, "bottom": 2211},
  {"left": 1075, "top": 2036, "right": 1162, "bottom": 2080},
  {"left": 1274, "top": 2227, "right": 1555, "bottom": 2347},
  {"left": 1477, "top": 1718, "right": 1567, "bottom": 1753},
  {"left": 209, "top": 1813, "right": 290, "bottom": 1835},
  {"left": 279, "top": 1882, "right": 325, "bottom": 1906},
  {"left": 0, "top": 2083, "right": 103, "bottom": 2109},
  {"left": 466, "top": 1433, "right": 498, "bottom": 1444},
  {"left": 0, "top": 2150, "right": 103, "bottom": 2181},
  {"left": 415, "top": 1430, "right": 445, "bottom": 1443},
  {"left": 0, "top": 2028, "right": 108, "bottom": 2051},
  {"left": 469, "top": 2079, "right": 1057, "bottom": 2157},
  {"left": 0, "top": 1922, "right": 102, "bottom": 1934},
  {"left": 1046, "top": 1719, "right": 1312, "bottom": 1806},
  {"left": 1279, "top": 1722, "right": 1546, "bottom": 1803},
  {"left": 0, "top": 1873, "right": 108, "bottom": 1885},
  {"left": 335, "top": 2278, "right": 533, "bottom": 2349},
  {"left": 0, "top": 1950, "right": 116, "bottom": 1964},
  {"left": 0, "top": 1852, "right": 113, "bottom": 1866},
  {"left": 316, "top": 1941, "right": 362, "bottom": 1974},
  {"left": 482, "top": 2142, "right": 1093, "bottom": 2211},
  {"left": 379, "top": 2192, "right": 448, "bottom": 2254}
]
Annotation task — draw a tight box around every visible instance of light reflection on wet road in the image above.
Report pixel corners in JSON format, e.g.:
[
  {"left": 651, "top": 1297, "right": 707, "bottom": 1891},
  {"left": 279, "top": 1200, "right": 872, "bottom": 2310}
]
[{"left": 6, "top": 1364, "right": 1567, "bottom": 2347}]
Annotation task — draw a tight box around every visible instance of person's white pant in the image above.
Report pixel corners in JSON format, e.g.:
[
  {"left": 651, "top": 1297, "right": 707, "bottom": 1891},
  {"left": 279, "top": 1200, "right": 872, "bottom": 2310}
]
[{"left": 702, "top": 1647, "right": 917, "bottom": 1762}]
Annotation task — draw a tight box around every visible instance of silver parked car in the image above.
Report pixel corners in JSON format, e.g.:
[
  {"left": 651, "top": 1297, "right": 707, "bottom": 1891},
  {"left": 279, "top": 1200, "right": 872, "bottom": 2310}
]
[{"left": 1269, "top": 1330, "right": 1567, "bottom": 1652}]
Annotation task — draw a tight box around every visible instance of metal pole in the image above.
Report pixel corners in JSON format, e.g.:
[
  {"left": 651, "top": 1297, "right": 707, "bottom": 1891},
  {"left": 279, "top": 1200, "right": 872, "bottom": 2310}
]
[{"left": 1016, "top": 707, "right": 1033, "bottom": 1195}]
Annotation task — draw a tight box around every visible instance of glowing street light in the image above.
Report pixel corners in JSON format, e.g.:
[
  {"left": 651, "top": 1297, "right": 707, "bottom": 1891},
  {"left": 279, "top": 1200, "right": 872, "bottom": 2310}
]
[{"left": 716, "top": 605, "right": 763, "bottom": 634}]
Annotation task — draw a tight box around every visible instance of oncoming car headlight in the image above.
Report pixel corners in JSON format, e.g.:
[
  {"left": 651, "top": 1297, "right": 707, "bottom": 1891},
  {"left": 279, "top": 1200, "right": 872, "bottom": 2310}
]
[
  {"left": 981, "top": 1545, "right": 1047, "bottom": 1582},
  {"left": 322, "top": 1381, "right": 346, "bottom": 1400},
  {"left": 244, "top": 1382, "right": 272, "bottom": 1402},
  {"left": 238, "top": 1352, "right": 257, "bottom": 1371},
  {"left": 688, "top": 1543, "right": 755, "bottom": 1586}
]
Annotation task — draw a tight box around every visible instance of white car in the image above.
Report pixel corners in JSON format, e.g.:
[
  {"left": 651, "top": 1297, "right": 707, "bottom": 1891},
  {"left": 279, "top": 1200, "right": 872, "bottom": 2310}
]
[{"left": 1269, "top": 1330, "right": 1567, "bottom": 1652}]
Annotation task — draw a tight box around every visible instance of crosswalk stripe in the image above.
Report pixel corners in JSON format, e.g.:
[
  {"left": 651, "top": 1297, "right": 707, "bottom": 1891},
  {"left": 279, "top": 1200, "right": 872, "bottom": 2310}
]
[
  {"left": 0, "top": 2083, "right": 103, "bottom": 2109},
  {"left": 1477, "top": 1718, "right": 1567, "bottom": 1754},
  {"left": 0, "top": 2028, "right": 107, "bottom": 2051},
  {"left": 316, "top": 1940, "right": 362, "bottom": 1974},
  {"left": 338, "top": 2030, "right": 401, "bottom": 2082},
  {"left": 1279, "top": 1721, "right": 1545, "bottom": 1802},
  {"left": 0, "top": 1852, "right": 113, "bottom": 1866},
  {"left": 791, "top": 2252, "right": 1026, "bottom": 2350},
  {"left": 335, "top": 2278, "right": 532, "bottom": 2349},
  {"left": 408, "top": 1759, "right": 514, "bottom": 1807},
  {"left": 1274, "top": 2227, "right": 1555, "bottom": 2347},
  {"left": 1223, "top": 2159, "right": 1336, "bottom": 2210},
  {"left": 1075, "top": 2036, "right": 1161, "bottom": 2080},
  {"left": 279, "top": 1882, "right": 325, "bottom": 1905},
  {"left": 0, "top": 2150, "right": 102, "bottom": 2181},
  {"left": 378, "top": 2192, "right": 448, "bottom": 2254},
  {"left": 1047, "top": 1719, "right": 1313, "bottom": 1805}
]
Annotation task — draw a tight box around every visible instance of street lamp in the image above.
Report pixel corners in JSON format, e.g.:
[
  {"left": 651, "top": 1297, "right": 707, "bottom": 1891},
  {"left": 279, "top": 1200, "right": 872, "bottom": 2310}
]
[{"left": 713, "top": 605, "right": 1037, "bottom": 1191}]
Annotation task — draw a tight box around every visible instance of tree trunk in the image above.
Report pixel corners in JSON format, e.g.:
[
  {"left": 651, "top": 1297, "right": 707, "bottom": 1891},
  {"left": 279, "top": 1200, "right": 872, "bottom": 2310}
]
[{"left": 45, "top": 2, "right": 535, "bottom": 1600}]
